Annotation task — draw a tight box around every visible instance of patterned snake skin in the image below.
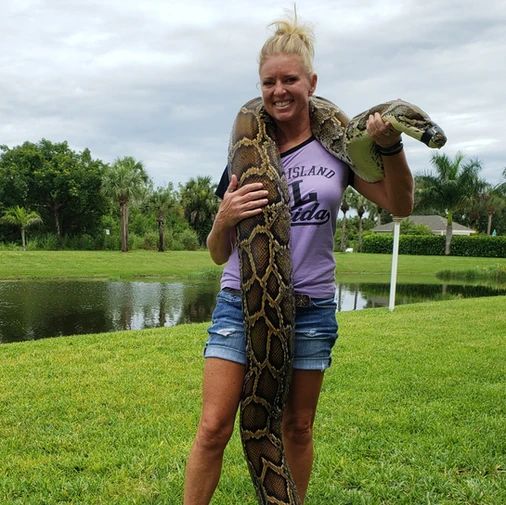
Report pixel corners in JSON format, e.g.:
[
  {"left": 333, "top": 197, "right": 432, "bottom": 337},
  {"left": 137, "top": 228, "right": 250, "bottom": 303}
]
[{"left": 228, "top": 97, "right": 446, "bottom": 504}]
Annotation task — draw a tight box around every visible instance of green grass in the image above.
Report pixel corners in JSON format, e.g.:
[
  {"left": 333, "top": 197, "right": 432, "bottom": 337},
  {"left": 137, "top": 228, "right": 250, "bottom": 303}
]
[
  {"left": 437, "top": 265, "right": 506, "bottom": 284},
  {"left": 332, "top": 253, "right": 506, "bottom": 284},
  {"left": 0, "top": 250, "right": 223, "bottom": 281},
  {"left": 1, "top": 250, "right": 505, "bottom": 284},
  {"left": 1, "top": 297, "right": 505, "bottom": 504}
]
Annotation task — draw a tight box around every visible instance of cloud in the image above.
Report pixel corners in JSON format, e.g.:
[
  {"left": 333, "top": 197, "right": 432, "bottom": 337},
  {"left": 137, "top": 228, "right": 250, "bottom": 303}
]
[{"left": 0, "top": 0, "right": 504, "bottom": 190}]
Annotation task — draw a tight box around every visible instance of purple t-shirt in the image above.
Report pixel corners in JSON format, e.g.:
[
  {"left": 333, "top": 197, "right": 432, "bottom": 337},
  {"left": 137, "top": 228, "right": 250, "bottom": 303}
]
[{"left": 218, "top": 137, "right": 351, "bottom": 298}]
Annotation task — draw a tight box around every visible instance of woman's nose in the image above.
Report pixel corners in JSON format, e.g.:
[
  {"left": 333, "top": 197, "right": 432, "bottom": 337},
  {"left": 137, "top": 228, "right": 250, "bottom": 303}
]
[{"left": 273, "top": 80, "right": 285, "bottom": 95}]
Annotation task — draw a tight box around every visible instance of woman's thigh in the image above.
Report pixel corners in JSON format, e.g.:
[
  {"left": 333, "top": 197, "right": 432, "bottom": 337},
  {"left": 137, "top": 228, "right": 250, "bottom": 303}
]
[
  {"left": 283, "top": 369, "right": 324, "bottom": 429},
  {"left": 199, "top": 357, "right": 245, "bottom": 431}
]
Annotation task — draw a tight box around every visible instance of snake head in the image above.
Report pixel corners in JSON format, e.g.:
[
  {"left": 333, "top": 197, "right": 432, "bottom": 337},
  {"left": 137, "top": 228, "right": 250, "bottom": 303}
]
[{"left": 421, "top": 124, "right": 447, "bottom": 148}]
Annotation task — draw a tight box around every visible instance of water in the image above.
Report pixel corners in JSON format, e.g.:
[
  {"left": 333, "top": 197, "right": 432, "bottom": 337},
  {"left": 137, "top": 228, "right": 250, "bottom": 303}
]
[{"left": 0, "top": 279, "right": 504, "bottom": 343}]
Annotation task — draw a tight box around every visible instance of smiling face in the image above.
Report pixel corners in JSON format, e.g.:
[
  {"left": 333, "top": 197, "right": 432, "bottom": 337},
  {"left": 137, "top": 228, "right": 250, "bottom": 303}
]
[{"left": 259, "top": 53, "right": 317, "bottom": 126}]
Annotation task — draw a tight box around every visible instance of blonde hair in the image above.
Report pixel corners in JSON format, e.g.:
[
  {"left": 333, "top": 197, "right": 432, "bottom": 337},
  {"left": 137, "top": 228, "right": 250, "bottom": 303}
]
[{"left": 259, "top": 13, "right": 315, "bottom": 75}]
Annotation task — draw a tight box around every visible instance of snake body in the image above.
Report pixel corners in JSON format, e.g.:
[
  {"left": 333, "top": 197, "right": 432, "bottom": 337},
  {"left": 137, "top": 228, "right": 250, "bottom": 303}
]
[{"left": 228, "top": 97, "right": 446, "bottom": 504}]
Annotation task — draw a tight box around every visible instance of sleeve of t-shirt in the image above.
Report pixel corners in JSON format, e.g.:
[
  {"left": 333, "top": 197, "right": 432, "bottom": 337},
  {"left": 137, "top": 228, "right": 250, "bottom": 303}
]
[
  {"left": 348, "top": 168, "right": 355, "bottom": 188},
  {"left": 215, "top": 167, "right": 230, "bottom": 199}
]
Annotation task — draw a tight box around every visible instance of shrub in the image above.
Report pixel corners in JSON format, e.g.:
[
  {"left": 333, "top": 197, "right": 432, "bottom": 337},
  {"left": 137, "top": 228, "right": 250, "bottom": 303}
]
[
  {"left": 450, "top": 235, "right": 506, "bottom": 258},
  {"left": 63, "top": 234, "right": 97, "bottom": 250},
  {"left": 129, "top": 233, "right": 144, "bottom": 250},
  {"left": 27, "top": 233, "right": 61, "bottom": 250},
  {"left": 0, "top": 242, "right": 21, "bottom": 251},
  {"left": 362, "top": 234, "right": 506, "bottom": 257},
  {"left": 141, "top": 232, "right": 159, "bottom": 251},
  {"left": 178, "top": 228, "right": 199, "bottom": 251},
  {"left": 102, "top": 233, "right": 120, "bottom": 251}
]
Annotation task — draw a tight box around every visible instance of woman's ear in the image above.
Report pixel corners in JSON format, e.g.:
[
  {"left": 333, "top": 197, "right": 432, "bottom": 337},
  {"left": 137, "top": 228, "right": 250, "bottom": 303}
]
[{"left": 309, "top": 73, "right": 318, "bottom": 96}]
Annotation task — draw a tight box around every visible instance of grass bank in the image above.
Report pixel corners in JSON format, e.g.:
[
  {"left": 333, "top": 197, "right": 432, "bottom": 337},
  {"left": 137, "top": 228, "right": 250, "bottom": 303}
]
[
  {"left": 0, "top": 250, "right": 222, "bottom": 281},
  {"left": 437, "top": 265, "right": 506, "bottom": 284},
  {"left": 1, "top": 296, "right": 505, "bottom": 504},
  {"left": 1, "top": 250, "right": 505, "bottom": 283}
]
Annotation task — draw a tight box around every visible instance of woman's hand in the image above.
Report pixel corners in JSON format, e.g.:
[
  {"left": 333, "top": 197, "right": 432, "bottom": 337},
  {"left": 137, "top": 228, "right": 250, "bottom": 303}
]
[
  {"left": 366, "top": 112, "right": 401, "bottom": 148},
  {"left": 207, "top": 174, "right": 269, "bottom": 264},
  {"left": 355, "top": 113, "right": 414, "bottom": 218},
  {"left": 215, "top": 174, "right": 269, "bottom": 229}
]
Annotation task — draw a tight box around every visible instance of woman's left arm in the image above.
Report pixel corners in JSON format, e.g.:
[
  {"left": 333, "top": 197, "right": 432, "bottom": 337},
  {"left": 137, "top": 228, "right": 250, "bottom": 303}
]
[{"left": 353, "top": 112, "right": 414, "bottom": 217}]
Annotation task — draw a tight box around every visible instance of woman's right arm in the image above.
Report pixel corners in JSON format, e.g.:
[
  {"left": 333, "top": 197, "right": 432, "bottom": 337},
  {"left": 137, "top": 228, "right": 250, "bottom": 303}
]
[{"left": 207, "top": 174, "right": 269, "bottom": 265}]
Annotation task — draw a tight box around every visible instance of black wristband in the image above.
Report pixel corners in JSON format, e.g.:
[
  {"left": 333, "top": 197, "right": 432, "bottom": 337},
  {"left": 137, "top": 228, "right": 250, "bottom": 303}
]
[{"left": 375, "top": 140, "right": 403, "bottom": 156}]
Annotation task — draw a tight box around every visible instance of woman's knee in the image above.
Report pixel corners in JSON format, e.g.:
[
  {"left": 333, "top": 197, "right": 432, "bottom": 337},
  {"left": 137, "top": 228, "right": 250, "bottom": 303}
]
[
  {"left": 282, "top": 415, "right": 314, "bottom": 445},
  {"left": 196, "top": 414, "right": 235, "bottom": 451}
]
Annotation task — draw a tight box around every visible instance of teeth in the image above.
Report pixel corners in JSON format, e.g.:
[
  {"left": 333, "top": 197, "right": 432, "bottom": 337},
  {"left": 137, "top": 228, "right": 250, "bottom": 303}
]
[{"left": 275, "top": 100, "right": 291, "bottom": 108}]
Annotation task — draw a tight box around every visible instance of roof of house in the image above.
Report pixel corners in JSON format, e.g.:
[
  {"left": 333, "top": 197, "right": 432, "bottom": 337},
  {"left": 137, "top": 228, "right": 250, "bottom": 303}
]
[{"left": 371, "top": 215, "right": 476, "bottom": 233}]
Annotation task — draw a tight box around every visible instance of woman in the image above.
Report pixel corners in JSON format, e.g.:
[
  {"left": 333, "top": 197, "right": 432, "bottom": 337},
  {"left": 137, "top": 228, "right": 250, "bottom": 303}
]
[{"left": 184, "top": 16, "right": 413, "bottom": 505}]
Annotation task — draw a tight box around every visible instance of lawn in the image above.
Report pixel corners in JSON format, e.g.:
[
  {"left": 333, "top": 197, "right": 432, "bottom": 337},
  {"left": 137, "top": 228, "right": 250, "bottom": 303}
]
[
  {"left": 0, "top": 250, "right": 505, "bottom": 284},
  {"left": 1, "top": 296, "right": 505, "bottom": 504}
]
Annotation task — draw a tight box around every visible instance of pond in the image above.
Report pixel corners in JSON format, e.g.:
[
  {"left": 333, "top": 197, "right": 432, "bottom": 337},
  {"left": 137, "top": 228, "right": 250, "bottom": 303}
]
[{"left": 0, "top": 279, "right": 504, "bottom": 344}]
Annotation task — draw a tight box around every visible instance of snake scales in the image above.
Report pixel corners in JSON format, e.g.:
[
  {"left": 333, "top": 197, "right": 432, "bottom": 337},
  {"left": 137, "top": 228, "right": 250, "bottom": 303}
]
[{"left": 228, "top": 96, "right": 446, "bottom": 504}]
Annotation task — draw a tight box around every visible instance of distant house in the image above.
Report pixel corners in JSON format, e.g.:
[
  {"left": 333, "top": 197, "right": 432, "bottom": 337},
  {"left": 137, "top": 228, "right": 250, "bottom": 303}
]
[{"left": 371, "top": 215, "right": 476, "bottom": 236}]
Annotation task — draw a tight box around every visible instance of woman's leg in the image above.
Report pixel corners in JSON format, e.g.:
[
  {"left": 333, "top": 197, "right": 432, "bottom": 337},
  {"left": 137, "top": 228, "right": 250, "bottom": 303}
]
[
  {"left": 183, "top": 358, "right": 245, "bottom": 505},
  {"left": 282, "top": 369, "right": 325, "bottom": 503}
]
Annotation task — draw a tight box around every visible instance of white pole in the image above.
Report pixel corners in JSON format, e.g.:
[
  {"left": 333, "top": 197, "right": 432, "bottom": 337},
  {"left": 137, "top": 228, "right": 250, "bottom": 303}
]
[{"left": 388, "top": 217, "right": 402, "bottom": 311}]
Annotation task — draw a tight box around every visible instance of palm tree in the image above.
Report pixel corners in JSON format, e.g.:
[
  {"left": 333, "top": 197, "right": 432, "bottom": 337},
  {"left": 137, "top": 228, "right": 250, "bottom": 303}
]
[
  {"left": 101, "top": 156, "right": 150, "bottom": 252},
  {"left": 179, "top": 176, "right": 219, "bottom": 246},
  {"left": 339, "top": 189, "right": 350, "bottom": 251},
  {"left": 1, "top": 206, "right": 42, "bottom": 250},
  {"left": 500, "top": 168, "right": 506, "bottom": 193},
  {"left": 416, "top": 152, "right": 485, "bottom": 255},
  {"left": 366, "top": 202, "right": 381, "bottom": 225},
  {"left": 481, "top": 184, "right": 506, "bottom": 235},
  {"left": 148, "top": 185, "right": 178, "bottom": 252}
]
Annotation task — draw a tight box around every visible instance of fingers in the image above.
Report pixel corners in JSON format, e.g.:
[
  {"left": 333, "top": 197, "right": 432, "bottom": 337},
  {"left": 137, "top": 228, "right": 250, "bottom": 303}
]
[
  {"left": 220, "top": 178, "right": 269, "bottom": 226},
  {"left": 366, "top": 112, "right": 401, "bottom": 148},
  {"left": 226, "top": 174, "right": 239, "bottom": 192},
  {"left": 227, "top": 174, "right": 267, "bottom": 195}
]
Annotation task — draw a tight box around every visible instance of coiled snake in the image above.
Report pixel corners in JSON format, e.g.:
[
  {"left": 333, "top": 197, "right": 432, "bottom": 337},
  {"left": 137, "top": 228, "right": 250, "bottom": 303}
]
[{"left": 228, "top": 96, "right": 446, "bottom": 504}]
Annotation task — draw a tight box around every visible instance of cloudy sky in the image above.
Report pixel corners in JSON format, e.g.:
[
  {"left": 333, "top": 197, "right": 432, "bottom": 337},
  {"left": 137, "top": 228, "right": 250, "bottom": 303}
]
[{"left": 1, "top": 0, "right": 505, "bottom": 189}]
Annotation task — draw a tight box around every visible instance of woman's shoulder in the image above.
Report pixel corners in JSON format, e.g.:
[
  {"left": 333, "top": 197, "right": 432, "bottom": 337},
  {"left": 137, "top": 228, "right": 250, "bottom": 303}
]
[{"left": 215, "top": 167, "right": 229, "bottom": 199}]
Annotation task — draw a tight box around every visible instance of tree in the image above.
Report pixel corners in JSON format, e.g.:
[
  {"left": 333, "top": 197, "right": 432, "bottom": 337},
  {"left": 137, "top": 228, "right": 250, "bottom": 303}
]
[
  {"left": 339, "top": 190, "right": 350, "bottom": 251},
  {"left": 147, "top": 184, "right": 178, "bottom": 252},
  {"left": 501, "top": 168, "right": 506, "bottom": 193},
  {"left": 0, "top": 140, "right": 107, "bottom": 238},
  {"left": 102, "top": 157, "right": 150, "bottom": 252},
  {"left": 179, "top": 176, "right": 219, "bottom": 246},
  {"left": 480, "top": 170, "right": 506, "bottom": 235},
  {"left": 365, "top": 202, "right": 382, "bottom": 225},
  {"left": 347, "top": 188, "right": 368, "bottom": 251},
  {"left": 415, "top": 152, "right": 485, "bottom": 254},
  {"left": 0, "top": 143, "right": 38, "bottom": 210},
  {"left": 1, "top": 206, "right": 42, "bottom": 250},
  {"left": 400, "top": 220, "right": 432, "bottom": 235},
  {"left": 482, "top": 186, "right": 506, "bottom": 235}
]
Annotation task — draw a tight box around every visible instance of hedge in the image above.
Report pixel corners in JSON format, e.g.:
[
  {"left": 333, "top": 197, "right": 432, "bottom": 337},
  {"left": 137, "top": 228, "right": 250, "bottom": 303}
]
[{"left": 362, "top": 234, "right": 506, "bottom": 257}]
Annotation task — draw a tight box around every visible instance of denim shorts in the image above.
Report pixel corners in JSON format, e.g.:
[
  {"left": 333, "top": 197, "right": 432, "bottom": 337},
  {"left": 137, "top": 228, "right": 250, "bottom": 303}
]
[{"left": 204, "top": 289, "right": 338, "bottom": 371}]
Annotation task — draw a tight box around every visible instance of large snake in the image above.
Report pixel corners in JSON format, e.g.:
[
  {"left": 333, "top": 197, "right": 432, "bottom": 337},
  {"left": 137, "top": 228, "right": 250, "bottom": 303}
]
[{"left": 228, "top": 97, "right": 446, "bottom": 504}]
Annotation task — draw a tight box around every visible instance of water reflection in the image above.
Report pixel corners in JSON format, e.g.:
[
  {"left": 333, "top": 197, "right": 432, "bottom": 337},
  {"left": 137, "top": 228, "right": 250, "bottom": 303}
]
[
  {"left": 0, "top": 280, "right": 504, "bottom": 343},
  {"left": 0, "top": 279, "right": 220, "bottom": 344},
  {"left": 339, "top": 282, "right": 506, "bottom": 310}
]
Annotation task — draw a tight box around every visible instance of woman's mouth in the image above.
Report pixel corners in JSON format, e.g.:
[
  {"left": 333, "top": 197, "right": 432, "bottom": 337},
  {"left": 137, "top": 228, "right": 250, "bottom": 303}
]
[{"left": 274, "top": 100, "right": 292, "bottom": 109}]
